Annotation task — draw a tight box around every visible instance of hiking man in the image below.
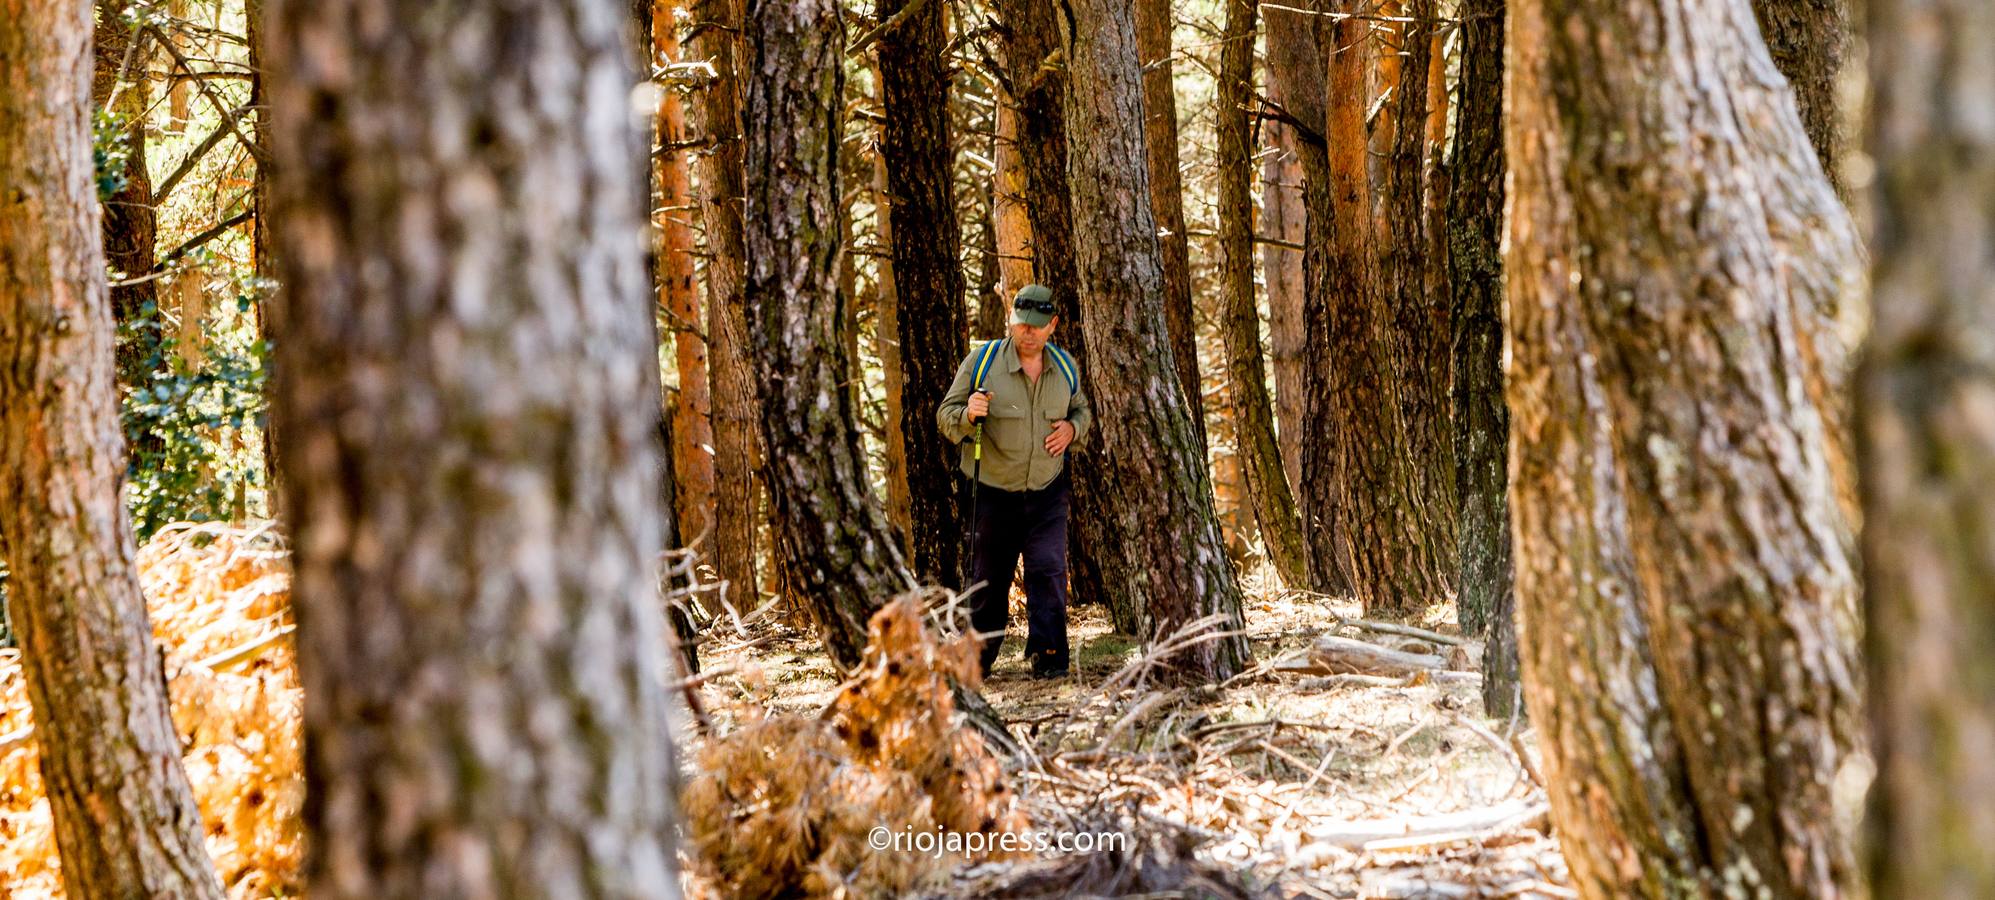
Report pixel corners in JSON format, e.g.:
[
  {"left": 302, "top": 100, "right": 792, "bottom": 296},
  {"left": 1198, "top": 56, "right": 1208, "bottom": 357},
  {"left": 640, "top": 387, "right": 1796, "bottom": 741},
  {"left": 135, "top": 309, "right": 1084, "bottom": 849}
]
[{"left": 936, "top": 284, "right": 1093, "bottom": 679}]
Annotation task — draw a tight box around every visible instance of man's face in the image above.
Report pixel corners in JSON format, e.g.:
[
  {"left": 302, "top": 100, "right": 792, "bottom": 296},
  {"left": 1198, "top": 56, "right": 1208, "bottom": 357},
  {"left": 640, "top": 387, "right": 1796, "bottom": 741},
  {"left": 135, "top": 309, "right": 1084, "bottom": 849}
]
[{"left": 1010, "top": 317, "right": 1058, "bottom": 353}]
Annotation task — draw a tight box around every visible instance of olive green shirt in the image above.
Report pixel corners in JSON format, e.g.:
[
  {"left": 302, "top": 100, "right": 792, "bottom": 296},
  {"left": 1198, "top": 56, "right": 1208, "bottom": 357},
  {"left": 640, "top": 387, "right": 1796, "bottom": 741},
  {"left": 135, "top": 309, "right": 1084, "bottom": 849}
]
[{"left": 936, "top": 339, "right": 1093, "bottom": 492}]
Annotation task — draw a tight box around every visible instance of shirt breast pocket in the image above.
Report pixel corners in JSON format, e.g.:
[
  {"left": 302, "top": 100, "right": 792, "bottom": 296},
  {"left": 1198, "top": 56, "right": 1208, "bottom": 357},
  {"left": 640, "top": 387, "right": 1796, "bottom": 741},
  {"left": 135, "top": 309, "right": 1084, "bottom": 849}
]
[
  {"left": 988, "top": 403, "right": 1028, "bottom": 448},
  {"left": 1039, "top": 384, "right": 1071, "bottom": 422}
]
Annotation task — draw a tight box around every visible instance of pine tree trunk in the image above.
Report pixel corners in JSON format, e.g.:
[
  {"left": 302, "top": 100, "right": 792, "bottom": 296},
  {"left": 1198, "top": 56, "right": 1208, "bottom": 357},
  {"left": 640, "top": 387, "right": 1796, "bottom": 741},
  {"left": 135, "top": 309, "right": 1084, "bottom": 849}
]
[
  {"left": 1306, "top": 2, "right": 1440, "bottom": 613},
  {"left": 1506, "top": 0, "right": 1864, "bottom": 888},
  {"left": 1218, "top": 0, "right": 1308, "bottom": 589},
  {"left": 992, "top": 91, "right": 1034, "bottom": 303},
  {"left": 997, "top": 0, "right": 1131, "bottom": 630},
  {"left": 1376, "top": 0, "right": 1456, "bottom": 610},
  {"left": 656, "top": 0, "right": 718, "bottom": 555},
  {"left": 871, "top": 135, "right": 914, "bottom": 543},
  {"left": 262, "top": 0, "right": 684, "bottom": 893},
  {"left": 1447, "top": 0, "right": 1517, "bottom": 716},
  {"left": 687, "top": 0, "right": 760, "bottom": 613},
  {"left": 1861, "top": 0, "right": 1995, "bottom": 891},
  {"left": 92, "top": 1, "right": 159, "bottom": 394},
  {"left": 246, "top": 0, "right": 283, "bottom": 524},
  {"left": 0, "top": 8, "right": 225, "bottom": 897},
  {"left": 877, "top": 0, "right": 971, "bottom": 588},
  {"left": 1134, "top": 0, "right": 1204, "bottom": 449},
  {"left": 1260, "top": 10, "right": 1315, "bottom": 508},
  {"left": 1748, "top": 0, "right": 1847, "bottom": 195},
  {"left": 1059, "top": 0, "right": 1250, "bottom": 681},
  {"left": 743, "top": 0, "right": 910, "bottom": 668},
  {"left": 1266, "top": 0, "right": 1349, "bottom": 597}
]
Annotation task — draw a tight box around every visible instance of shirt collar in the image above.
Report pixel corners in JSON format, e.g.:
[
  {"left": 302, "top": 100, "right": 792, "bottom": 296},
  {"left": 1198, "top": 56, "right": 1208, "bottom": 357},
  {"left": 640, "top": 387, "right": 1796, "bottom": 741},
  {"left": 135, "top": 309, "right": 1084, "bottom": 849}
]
[{"left": 1002, "top": 337, "right": 1023, "bottom": 374}]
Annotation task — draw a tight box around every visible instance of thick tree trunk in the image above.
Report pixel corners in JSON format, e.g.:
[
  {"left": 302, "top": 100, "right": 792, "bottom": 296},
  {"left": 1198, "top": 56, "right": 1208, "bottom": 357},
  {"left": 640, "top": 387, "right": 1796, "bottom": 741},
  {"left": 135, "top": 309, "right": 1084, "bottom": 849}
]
[
  {"left": 0, "top": 7, "right": 225, "bottom": 896},
  {"left": 687, "top": 0, "right": 760, "bottom": 613},
  {"left": 1506, "top": 0, "right": 1864, "bottom": 889},
  {"left": 1304, "top": 1, "right": 1441, "bottom": 614},
  {"left": 1218, "top": 0, "right": 1308, "bottom": 588},
  {"left": 1861, "top": 0, "right": 1995, "bottom": 892},
  {"left": 1266, "top": 0, "right": 1349, "bottom": 597},
  {"left": 1134, "top": 0, "right": 1204, "bottom": 449},
  {"left": 1748, "top": 0, "right": 1847, "bottom": 195},
  {"left": 743, "top": 0, "right": 911, "bottom": 668},
  {"left": 1059, "top": 0, "right": 1250, "bottom": 681},
  {"left": 877, "top": 0, "right": 971, "bottom": 588},
  {"left": 1260, "top": 13, "right": 1314, "bottom": 507},
  {"left": 1375, "top": 0, "right": 1456, "bottom": 609},
  {"left": 997, "top": 0, "right": 1131, "bottom": 629},
  {"left": 263, "top": 0, "right": 684, "bottom": 894},
  {"left": 656, "top": 0, "right": 718, "bottom": 553},
  {"left": 1447, "top": 0, "right": 1517, "bottom": 716}
]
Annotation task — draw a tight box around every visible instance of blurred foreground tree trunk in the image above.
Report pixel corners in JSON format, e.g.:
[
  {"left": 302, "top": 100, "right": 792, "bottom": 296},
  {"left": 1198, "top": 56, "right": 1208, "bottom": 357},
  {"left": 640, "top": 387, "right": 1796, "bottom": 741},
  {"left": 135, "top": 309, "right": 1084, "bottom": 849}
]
[
  {"left": 0, "top": 4, "right": 225, "bottom": 896},
  {"left": 1861, "top": 0, "right": 1995, "bottom": 892},
  {"left": 264, "top": 0, "right": 684, "bottom": 893},
  {"left": 1506, "top": 0, "right": 1864, "bottom": 889}
]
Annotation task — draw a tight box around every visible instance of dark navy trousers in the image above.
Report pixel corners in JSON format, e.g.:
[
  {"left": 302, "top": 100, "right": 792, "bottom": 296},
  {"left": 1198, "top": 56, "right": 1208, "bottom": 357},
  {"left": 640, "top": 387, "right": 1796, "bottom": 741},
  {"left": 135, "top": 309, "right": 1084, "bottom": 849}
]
[{"left": 967, "top": 469, "right": 1071, "bottom": 673}]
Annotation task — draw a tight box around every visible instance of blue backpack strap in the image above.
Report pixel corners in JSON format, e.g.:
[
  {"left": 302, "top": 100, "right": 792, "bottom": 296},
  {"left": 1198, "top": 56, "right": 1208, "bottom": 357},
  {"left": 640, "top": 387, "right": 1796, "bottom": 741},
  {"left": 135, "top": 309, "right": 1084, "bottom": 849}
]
[
  {"left": 971, "top": 338, "right": 1006, "bottom": 392},
  {"left": 1047, "top": 344, "right": 1079, "bottom": 393}
]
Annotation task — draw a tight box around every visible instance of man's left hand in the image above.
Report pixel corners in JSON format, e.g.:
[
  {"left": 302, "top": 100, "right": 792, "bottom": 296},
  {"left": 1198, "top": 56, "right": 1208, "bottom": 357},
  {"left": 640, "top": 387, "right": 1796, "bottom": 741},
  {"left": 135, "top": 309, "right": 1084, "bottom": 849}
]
[{"left": 1045, "top": 420, "right": 1075, "bottom": 456}]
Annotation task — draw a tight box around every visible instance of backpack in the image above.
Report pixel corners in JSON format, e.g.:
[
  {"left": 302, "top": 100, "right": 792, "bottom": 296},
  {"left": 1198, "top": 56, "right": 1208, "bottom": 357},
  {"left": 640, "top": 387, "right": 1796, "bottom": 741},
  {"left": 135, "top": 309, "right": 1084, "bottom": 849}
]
[{"left": 970, "top": 339, "right": 1079, "bottom": 394}]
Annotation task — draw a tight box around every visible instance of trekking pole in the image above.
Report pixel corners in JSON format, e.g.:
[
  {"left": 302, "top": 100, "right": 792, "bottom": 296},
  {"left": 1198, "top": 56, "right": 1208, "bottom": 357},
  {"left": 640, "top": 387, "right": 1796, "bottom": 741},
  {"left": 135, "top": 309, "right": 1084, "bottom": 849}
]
[{"left": 968, "top": 390, "right": 989, "bottom": 535}]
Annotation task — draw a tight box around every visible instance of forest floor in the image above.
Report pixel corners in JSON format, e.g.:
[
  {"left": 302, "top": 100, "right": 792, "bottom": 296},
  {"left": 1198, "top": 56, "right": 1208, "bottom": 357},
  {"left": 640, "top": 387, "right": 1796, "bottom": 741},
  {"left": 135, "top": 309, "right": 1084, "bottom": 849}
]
[
  {"left": 688, "top": 567, "right": 1575, "bottom": 899},
  {"left": 0, "top": 529, "right": 1573, "bottom": 899}
]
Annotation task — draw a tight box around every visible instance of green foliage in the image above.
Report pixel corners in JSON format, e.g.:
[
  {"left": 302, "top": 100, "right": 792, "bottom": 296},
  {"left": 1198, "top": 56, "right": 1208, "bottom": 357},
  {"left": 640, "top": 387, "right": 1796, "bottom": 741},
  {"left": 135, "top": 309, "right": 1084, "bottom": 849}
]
[
  {"left": 119, "top": 283, "right": 270, "bottom": 541},
  {"left": 92, "top": 109, "right": 133, "bottom": 201}
]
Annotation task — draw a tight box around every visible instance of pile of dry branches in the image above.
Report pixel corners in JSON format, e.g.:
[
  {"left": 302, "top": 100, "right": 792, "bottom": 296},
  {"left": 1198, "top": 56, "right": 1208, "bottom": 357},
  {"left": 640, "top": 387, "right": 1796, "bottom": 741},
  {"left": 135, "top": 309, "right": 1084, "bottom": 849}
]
[{"left": 680, "top": 594, "right": 1028, "bottom": 899}]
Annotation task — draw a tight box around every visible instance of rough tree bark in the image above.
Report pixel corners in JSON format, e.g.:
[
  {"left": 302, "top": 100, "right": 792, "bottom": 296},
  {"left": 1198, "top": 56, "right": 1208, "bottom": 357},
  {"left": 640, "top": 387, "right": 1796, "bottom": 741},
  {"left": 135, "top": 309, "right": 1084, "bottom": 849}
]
[
  {"left": 263, "top": 0, "right": 684, "bottom": 894},
  {"left": 1134, "top": 0, "right": 1204, "bottom": 448},
  {"left": 1304, "top": 0, "right": 1444, "bottom": 614},
  {"left": 1506, "top": 0, "right": 1865, "bottom": 889},
  {"left": 656, "top": 0, "right": 718, "bottom": 554},
  {"left": 1448, "top": 0, "right": 1517, "bottom": 716},
  {"left": 743, "top": 0, "right": 912, "bottom": 668},
  {"left": 1861, "top": 0, "right": 1995, "bottom": 892},
  {"left": 877, "top": 0, "right": 971, "bottom": 588},
  {"left": 1375, "top": 0, "right": 1456, "bottom": 610},
  {"left": 997, "top": 0, "right": 1133, "bottom": 630},
  {"left": 1748, "top": 0, "right": 1848, "bottom": 195},
  {"left": 1218, "top": 0, "right": 1309, "bottom": 588},
  {"left": 1059, "top": 0, "right": 1250, "bottom": 680},
  {"left": 687, "top": 0, "right": 760, "bottom": 612},
  {"left": 0, "top": 5, "right": 225, "bottom": 895}
]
